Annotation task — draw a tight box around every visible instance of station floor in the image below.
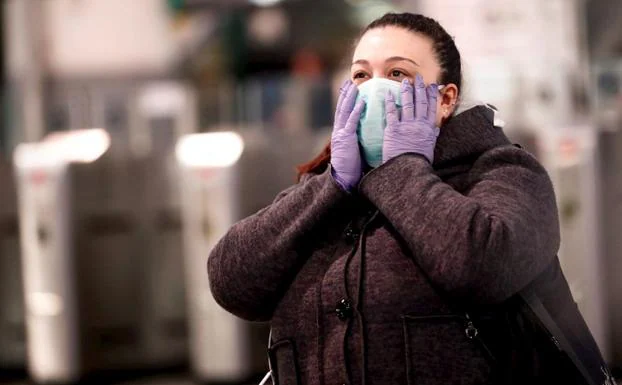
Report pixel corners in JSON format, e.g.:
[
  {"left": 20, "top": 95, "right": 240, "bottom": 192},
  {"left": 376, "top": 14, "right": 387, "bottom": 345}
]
[
  {"left": 3, "top": 375, "right": 622, "bottom": 385},
  {"left": 2, "top": 369, "right": 621, "bottom": 385},
  {"left": 1, "top": 371, "right": 264, "bottom": 385}
]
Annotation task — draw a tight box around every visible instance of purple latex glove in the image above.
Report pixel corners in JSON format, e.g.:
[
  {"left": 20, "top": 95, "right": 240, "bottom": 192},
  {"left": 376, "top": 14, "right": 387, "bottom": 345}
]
[
  {"left": 330, "top": 80, "right": 366, "bottom": 191},
  {"left": 382, "top": 74, "right": 440, "bottom": 164}
]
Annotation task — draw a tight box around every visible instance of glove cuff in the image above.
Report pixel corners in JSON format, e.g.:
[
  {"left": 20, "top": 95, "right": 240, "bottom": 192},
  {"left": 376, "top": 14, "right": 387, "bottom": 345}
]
[{"left": 330, "top": 166, "right": 354, "bottom": 192}]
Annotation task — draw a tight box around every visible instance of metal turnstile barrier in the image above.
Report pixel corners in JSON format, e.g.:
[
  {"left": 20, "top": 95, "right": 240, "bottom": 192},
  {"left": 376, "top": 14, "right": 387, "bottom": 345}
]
[
  {"left": 517, "top": 127, "right": 611, "bottom": 362},
  {"left": 177, "top": 129, "right": 322, "bottom": 383},
  {"left": 178, "top": 131, "right": 261, "bottom": 384},
  {"left": 598, "top": 129, "right": 622, "bottom": 371},
  {"left": 594, "top": 61, "right": 622, "bottom": 372}
]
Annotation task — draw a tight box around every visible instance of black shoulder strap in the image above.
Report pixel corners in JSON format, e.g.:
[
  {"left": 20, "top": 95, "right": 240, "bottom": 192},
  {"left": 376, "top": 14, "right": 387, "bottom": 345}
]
[
  {"left": 520, "top": 291, "right": 595, "bottom": 385},
  {"left": 520, "top": 290, "right": 613, "bottom": 385}
]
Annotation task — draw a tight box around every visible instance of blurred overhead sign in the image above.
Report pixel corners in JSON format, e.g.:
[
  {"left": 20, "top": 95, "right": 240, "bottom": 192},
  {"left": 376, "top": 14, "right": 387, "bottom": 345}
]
[{"left": 4, "top": 0, "right": 178, "bottom": 77}]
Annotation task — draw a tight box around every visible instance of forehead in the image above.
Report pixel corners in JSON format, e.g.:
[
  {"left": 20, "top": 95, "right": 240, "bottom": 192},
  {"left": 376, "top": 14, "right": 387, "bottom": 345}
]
[{"left": 352, "top": 26, "right": 436, "bottom": 66}]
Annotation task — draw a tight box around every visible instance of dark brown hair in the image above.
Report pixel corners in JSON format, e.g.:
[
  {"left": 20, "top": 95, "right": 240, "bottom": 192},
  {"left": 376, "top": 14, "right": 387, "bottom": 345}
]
[{"left": 296, "top": 12, "right": 462, "bottom": 181}]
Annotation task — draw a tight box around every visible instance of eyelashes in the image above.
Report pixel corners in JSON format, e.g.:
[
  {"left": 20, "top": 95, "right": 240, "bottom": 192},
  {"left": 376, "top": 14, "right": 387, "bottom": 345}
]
[
  {"left": 351, "top": 69, "right": 415, "bottom": 82},
  {"left": 390, "top": 69, "right": 407, "bottom": 78}
]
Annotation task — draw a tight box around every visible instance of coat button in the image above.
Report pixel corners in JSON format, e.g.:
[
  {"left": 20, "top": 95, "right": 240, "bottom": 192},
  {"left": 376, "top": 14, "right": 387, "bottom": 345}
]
[{"left": 335, "top": 298, "right": 353, "bottom": 321}]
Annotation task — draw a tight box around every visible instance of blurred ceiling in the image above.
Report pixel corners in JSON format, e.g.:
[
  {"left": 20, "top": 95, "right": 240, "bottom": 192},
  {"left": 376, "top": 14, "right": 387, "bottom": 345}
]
[
  {"left": 172, "top": 0, "right": 363, "bottom": 80},
  {"left": 169, "top": 0, "right": 310, "bottom": 12},
  {"left": 173, "top": 0, "right": 622, "bottom": 77}
]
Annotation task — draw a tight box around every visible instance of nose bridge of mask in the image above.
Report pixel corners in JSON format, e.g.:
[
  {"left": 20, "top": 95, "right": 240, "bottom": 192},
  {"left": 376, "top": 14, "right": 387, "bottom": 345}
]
[
  {"left": 357, "top": 77, "right": 403, "bottom": 111},
  {"left": 355, "top": 78, "right": 403, "bottom": 167}
]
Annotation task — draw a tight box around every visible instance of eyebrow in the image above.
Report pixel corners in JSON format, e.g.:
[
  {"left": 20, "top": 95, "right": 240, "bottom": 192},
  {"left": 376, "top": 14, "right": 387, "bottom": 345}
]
[
  {"left": 386, "top": 56, "right": 420, "bottom": 66},
  {"left": 352, "top": 57, "right": 420, "bottom": 66}
]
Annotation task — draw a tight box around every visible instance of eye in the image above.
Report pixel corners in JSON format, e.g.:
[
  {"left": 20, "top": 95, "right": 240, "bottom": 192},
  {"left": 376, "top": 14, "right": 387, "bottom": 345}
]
[
  {"left": 389, "top": 69, "right": 408, "bottom": 79},
  {"left": 352, "top": 71, "right": 370, "bottom": 85}
]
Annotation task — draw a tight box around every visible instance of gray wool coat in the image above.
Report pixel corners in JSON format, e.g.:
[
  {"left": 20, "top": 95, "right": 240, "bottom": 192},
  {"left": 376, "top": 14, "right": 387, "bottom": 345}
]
[{"left": 207, "top": 105, "right": 563, "bottom": 385}]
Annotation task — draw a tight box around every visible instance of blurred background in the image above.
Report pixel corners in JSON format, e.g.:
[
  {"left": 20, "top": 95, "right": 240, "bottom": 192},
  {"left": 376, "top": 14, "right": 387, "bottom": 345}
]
[{"left": 0, "top": 0, "right": 621, "bottom": 384}]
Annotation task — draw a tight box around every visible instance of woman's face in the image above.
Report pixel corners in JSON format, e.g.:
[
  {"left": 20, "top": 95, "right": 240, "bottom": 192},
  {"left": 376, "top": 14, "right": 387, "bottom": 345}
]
[{"left": 351, "top": 26, "right": 459, "bottom": 126}]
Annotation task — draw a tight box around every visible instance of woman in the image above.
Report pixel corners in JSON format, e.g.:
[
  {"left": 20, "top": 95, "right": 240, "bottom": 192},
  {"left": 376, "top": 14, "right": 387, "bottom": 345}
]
[{"left": 208, "top": 13, "right": 611, "bottom": 385}]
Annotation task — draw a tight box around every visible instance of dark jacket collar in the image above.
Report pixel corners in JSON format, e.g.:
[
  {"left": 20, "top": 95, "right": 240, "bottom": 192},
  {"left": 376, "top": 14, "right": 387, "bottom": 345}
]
[{"left": 433, "top": 105, "right": 511, "bottom": 169}]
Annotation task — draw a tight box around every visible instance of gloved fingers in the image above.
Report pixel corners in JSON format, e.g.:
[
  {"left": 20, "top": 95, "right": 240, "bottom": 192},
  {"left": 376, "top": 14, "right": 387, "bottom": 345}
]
[
  {"left": 385, "top": 91, "right": 399, "bottom": 126},
  {"left": 334, "top": 79, "right": 352, "bottom": 123},
  {"left": 426, "top": 84, "right": 439, "bottom": 123},
  {"left": 344, "top": 99, "right": 366, "bottom": 135},
  {"left": 336, "top": 81, "right": 359, "bottom": 129},
  {"left": 400, "top": 79, "right": 414, "bottom": 121},
  {"left": 414, "top": 73, "right": 428, "bottom": 120}
]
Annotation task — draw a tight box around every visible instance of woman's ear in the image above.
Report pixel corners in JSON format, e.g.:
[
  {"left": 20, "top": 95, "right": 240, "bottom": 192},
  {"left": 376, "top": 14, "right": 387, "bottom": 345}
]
[{"left": 435, "top": 83, "right": 459, "bottom": 127}]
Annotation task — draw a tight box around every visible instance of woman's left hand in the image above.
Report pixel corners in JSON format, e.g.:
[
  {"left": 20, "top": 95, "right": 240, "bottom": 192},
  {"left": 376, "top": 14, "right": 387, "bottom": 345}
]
[{"left": 382, "top": 74, "right": 440, "bottom": 164}]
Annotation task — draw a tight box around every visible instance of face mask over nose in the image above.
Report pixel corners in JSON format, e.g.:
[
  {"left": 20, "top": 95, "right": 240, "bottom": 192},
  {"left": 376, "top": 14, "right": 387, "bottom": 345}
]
[{"left": 355, "top": 78, "right": 403, "bottom": 168}]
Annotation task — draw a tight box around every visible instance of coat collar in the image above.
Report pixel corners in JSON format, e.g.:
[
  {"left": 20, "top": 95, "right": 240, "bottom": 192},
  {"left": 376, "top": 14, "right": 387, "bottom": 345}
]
[{"left": 433, "top": 105, "right": 512, "bottom": 169}]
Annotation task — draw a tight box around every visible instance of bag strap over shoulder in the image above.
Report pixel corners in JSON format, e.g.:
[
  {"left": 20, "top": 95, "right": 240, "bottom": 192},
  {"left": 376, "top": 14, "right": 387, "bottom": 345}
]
[{"left": 521, "top": 286, "right": 615, "bottom": 385}]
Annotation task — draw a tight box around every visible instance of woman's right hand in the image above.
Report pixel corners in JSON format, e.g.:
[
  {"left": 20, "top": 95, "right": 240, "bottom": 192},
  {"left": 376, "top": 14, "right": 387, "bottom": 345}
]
[{"left": 331, "top": 80, "right": 366, "bottom": 192}]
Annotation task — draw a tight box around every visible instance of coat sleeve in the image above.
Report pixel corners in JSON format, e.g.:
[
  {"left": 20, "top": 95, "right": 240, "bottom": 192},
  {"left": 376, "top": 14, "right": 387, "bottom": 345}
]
[
  {"left": 358, "top": 146, "right": 560, "bottom": 305},
  {"left": 207, "top": 167, "right": 350, "bottom": 321}
]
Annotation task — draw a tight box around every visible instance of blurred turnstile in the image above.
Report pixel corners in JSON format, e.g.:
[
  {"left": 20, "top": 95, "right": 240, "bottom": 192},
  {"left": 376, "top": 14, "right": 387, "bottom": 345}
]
[
  {"left": 14, "top": 130, "right": 188, "bottom": 384},
  {"left": 0, "top": 158, "right": 27, "bottom": 370},
  {"left": 519, "top": 127, "right": 611, "bottom": 361},
  {"left": 178, "top": 129, "right": 322, "bottom": 383},
  {"left": 599, "top": 129, "right": 622, "bottom": 370},
  {"left": 594, "top": 61, "right": 622, "bottom": 371},
  {"left": 177, "top": 132, "right": 254, "bottom": 383}
]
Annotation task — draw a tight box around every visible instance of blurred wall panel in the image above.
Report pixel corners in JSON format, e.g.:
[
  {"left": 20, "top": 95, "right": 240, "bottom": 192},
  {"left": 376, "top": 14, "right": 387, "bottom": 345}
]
[
  {"left": 4, "top": 0, "right": 46, "bottom": 143},
  {"left": 416, "top": 0, "right": 587, "bottom": 130},
  {"left": 0, "top": 159, "right": 26, "bottom": 370},
  {"left": 41, "top": 0, "right": 178, "bottom": 77}
]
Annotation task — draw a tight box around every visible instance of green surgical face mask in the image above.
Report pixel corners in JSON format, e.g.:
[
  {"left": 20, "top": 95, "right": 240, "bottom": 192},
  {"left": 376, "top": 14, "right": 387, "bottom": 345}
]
[{"left": 355, "top": 78, "right": 403, "bottom": 168}]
